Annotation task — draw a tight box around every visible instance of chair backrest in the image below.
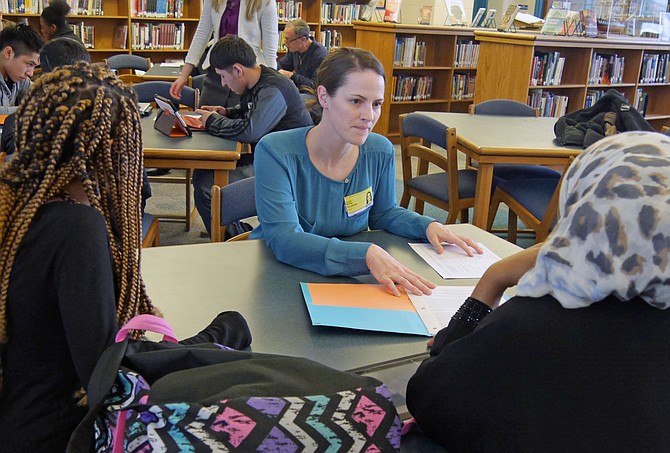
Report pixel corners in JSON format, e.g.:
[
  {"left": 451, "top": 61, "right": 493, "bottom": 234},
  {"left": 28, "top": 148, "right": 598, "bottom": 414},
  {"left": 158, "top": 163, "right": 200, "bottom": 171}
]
[
  {"left": 211, "top": 177, "right": 257, "bottom": 242},
  {"left": 106, "top": 54, "right": 151, "bottom": 72},
  {"left": 662, "top": 126, "right": 670, "bottom": 136},
  {"left": 191, "top": 74, "right": 206, "bottom": 93},
  {"left": 470, "top": 99, "right": 539, "bottom": 117},
  {"left": 132, "top": 81, "right": 198, "bottom": 110}
]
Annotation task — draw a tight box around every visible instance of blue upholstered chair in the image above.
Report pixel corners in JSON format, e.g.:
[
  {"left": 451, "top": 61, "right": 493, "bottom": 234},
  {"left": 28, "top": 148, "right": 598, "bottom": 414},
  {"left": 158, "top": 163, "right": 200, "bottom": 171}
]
[
  {"left": 191, "top": 74, "right": 206, "bottom": 93},
  {"left": 399, "top": 113, "right": 491, "bottom": 224},
  {"left": 132, "top": 80, "right": 199, "bottom": 110},
  {"left": 211, "top": 177, "right": 257, "bottom": 242},
  {"left": 141, "top": 212, "right": 160, "bottom": 247},
  {"left": 487, "top": 159, "right": 571, "bottom": 244},
  {"left": 105, "top": 55, "right": 152, "bottom": 84}
]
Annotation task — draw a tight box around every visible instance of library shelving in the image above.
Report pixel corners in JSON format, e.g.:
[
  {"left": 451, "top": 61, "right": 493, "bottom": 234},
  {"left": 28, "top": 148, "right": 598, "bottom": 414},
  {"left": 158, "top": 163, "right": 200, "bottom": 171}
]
[
  {"left": 473, "top": 30, "right": 670, "bottom": 129},
  {"left": 0, "top": 0, "right": 200, "bottom": 62},
  {"left": 354, "top": 21, "right": 480, "bottom": 141}
]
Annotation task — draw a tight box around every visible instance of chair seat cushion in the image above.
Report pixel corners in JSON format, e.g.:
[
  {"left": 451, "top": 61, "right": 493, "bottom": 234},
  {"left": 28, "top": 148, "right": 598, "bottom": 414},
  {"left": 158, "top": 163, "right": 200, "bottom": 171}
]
[
  {"left": 472, "top": 162, "right": 561, "bottom": 180},
  {"left": 407, "top": 169, "right": 478, "bottom": 202},
  {"left": 497, "top": 178, "right": 559, "bottom": 220}
]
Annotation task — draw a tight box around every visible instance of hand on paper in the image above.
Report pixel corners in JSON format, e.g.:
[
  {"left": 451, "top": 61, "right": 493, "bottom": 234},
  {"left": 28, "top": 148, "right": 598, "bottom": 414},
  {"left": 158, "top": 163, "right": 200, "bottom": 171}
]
[
  {"left": 366, "top": 244, "right": 436, "bottom": 297},
  {"left": 471, "top": 243, "right": 542, "bottom": 308},
  {"left": 195, "top": 106, "right": 225, "bottom": 123},
  {"left": 425, "top": 222, "right": 483, "bottom": 256}
]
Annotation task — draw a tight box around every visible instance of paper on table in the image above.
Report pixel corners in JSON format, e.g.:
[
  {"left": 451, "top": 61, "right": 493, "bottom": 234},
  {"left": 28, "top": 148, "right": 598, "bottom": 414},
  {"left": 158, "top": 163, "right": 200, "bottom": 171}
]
[
  {"left": 409, "top": 242, "right": 501, "bottom": 279},
  {"left": 408, "top": 286, "right": 507, "bottom": 335}
]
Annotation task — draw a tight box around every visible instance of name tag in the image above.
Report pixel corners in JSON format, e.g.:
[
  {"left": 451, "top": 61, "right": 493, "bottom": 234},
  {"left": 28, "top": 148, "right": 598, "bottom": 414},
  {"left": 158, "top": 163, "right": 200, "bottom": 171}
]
[{"left": 344, "top": 186, "right": 373, "bottom": 218}]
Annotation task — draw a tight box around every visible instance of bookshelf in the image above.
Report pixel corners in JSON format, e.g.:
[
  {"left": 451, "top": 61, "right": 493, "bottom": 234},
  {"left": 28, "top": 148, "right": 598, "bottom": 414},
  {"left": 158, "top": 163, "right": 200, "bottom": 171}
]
[
  {"left": 473, "top": 30, "right": 670, "bottom": 129},
  {"left": 353, "top": 22, "right": 479, "bottom": 141},
  {"left": 1, "top": 0, "right": 200, "bottom": 63}
]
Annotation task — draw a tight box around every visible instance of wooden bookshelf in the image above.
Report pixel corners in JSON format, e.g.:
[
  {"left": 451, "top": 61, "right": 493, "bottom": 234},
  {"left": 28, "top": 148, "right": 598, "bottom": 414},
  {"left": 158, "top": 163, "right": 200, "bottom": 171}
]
[
  {"left": 354, "top": 22, "right": 479, "bottom": 141},
  {"left": 473, "top": 30, "right": 670, "bottom": 130}
]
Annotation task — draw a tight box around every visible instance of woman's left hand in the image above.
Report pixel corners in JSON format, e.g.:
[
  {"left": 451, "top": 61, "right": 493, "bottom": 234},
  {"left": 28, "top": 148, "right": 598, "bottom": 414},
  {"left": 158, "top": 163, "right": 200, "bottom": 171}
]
[{"left": 425, "top": 222, "right": 483, "bottom": 256}]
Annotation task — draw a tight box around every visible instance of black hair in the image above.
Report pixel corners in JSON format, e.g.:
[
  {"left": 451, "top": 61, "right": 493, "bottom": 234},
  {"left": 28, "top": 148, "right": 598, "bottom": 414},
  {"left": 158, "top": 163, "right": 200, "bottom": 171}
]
[
  {"left": 41, "top": 0, "right": 70, "bottom": 31},
  {"left": 0, "top": 24, "right": 44, "bottom": 57},
  {"left": 209, "top": 35, "right": 257, "bottom": 71},
  {"left": 40, "top": 37, "right": 90, "bottom": 73}
]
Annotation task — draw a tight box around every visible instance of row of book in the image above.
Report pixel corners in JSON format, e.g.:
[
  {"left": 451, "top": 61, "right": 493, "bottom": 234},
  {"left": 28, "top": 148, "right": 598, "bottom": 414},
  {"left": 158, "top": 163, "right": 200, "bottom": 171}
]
[
  {"left": 278, "top": 29, "right": 315, "bottom": 52},
  {"left": 634, "top": 88, "right": 649, "bottom": 116},
  {"left": 277, "top": 0, "right": 302, "bottom": 21},
  {"left": 530, "top": 51, "right": 566, "bottom": 86},
  {"left": 321, "top": 3, "right": 364, "bottom": 24},
  {"left": 0, "top": 0, "right": 102, "bottom": 14},
  {"left": 132, "top": 0, "right": 184, "bottom": 18},
  {"left": 394, "top": 36, "right": 426, "bottom": 67},
  {"left": 318, "top": 28, "right": 341, "bottom": 50},
  {"left": 639, "top": 54, "right": 670, "bottom": 84},
  {"left": 391, "top": 75, "right": 432, "bottom": 102},
  {"left": 452, "top": 73, "right": 475, "bottom": 100},
  {"left": 454, "top": 41, "right": 479, "bottom": 68},
  {"left": 588, "top": 53, "right": 625, "bottom": 85},
  {"left": 131, "top": 22, "right": 184, "bottom": 50},
  {"left": 528, "top": 90, "right": 569, "bottom": 117},
  {"left": 583, "top": 89, "right": 626, "bottom": 108},
  {"left": 69, "top": 22, "right": 94, "bottom": 48}
]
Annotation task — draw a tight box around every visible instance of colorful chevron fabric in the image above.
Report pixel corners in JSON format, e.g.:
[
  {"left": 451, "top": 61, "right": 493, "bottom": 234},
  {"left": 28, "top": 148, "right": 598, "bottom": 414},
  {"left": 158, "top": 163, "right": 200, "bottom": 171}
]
[{"left": 95, "top": 369, "right": 401, "bottom": 452}]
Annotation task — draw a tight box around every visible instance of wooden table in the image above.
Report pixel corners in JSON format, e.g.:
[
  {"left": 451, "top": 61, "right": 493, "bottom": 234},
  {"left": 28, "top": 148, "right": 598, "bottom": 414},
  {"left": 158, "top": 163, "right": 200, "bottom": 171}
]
[
  {"left": 141, "top": 114, "right": 239, "bottom": 230},
  {"left": 415, "top": 111, "right": 581, "bottom": 228},
  {"left": 141, "top": 63, "right": 184, "bottom": 82}
]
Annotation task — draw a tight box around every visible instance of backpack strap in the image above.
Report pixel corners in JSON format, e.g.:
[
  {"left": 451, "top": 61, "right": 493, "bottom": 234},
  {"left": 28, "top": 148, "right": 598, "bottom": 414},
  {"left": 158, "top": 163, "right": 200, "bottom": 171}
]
[{"left": 115, "top": 314, "right": 178, "bottom": 344}]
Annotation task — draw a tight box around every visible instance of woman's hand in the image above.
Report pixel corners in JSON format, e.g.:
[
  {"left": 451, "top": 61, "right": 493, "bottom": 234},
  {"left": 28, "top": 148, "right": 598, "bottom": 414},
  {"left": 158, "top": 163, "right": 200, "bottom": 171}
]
[
  {"left": 471, "top": 243, "right": 542, "bottom": 308},
  {"left": 169, "top": 75, "right": 188, "bottom": 100},
  {"left": 425, "top": 222, "right": 483, "bottom": 256},
  {"left": 366, "top": 244, "right": 436, "bottom": 296}
]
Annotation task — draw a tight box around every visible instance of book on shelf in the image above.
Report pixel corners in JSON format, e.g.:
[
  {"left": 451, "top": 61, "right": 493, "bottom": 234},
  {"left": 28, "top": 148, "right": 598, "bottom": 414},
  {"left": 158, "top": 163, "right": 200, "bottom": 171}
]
[
  {"left": 452, "top": 72, "right": 475, "bottom": 100},
  {"left": 321, "top": 3, "right": 363, "bottom": 24},
  {"left": 540, "top": 8, "right": 569, "bottom": 35},
  {"left": 359, "top": 0, "right": 381, "bottom": 21},
  {"left": 634, "top": 88, "right": 648, "bottom": 116},
  {"left": 384, "top": 0, "right": 402, "bottom": 23},
  {"left": 391, "top": 75, "right": 433, "bottom": 101},
  {"left": 444, "top": 0, "right": 467, "bottom": 25},
  {"left": 640, "top": 53, "right": 670, "bottom": 83},
  {"left": 470, "top": 7, "right": 486, "bottom": 27},
  {"left": 318, "top": 28, "right": 341, "bottom": 50},
  {"left": 393, "top": 36, "right": 426, "bottom": 67},
  {"left": 481, "top": 8, "right": 496, "bottom": 27},
  {"left": 530, "top": 51, "right": 565, "bottom": 86},
  {"left": 277, "top": 1, "right": 302, "bottom": 21},
  {"left": 113, "top": 24, "right": 128, "bottom": 49},
  {"left": 588, "top": 53, "right": 625, "bottom": 85},
  {"left": 498, "top": 4, "right": 520, "bottom": 32},
  {"left": 527, "top": 89, "right": 568, "bottom": 117},
  {"left": 455, "top": 40, "right": 480, "bottom": 67},
  {"left": 513, "top": 12, "right": 543, "bottom": 28},
  {"left": 418, "top": 5, "right": 432, "bottom": 25},
  {"left": 579, "top": 9, "right": 598, "bottom": 37}
]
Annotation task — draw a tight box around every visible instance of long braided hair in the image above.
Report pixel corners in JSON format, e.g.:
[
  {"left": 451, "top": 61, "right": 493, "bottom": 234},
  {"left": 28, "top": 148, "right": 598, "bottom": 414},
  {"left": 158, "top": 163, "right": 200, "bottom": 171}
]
[{"left": 0, "top": 62, "right": 155, "bottom": 365}]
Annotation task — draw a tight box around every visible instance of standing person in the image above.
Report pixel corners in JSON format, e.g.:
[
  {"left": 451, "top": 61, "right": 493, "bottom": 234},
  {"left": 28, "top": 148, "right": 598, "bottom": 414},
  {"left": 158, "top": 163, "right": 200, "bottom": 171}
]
[
  {"left": 193, "top": 35, "right": 312, "bottom": 236},
  {"left": 39, "top": 0, "right": 85, "bottom": 45},
  {"left": 250, "top": 48, "right": 482, "bottom": 296},
  {"left": 0, "top": 23, "right": 43, "bottom": 114},
  {"left": 0, "top": 62, "right": 251, "bottom": 452},
  {"left": 406, "top": 131, "right": 670, "bottom": 451},
  {"left": 277, "top": 19, "right": 328, "bottom": 91},
  {"left": 169, "top": 0, "right": 278, "bottom": 108}
]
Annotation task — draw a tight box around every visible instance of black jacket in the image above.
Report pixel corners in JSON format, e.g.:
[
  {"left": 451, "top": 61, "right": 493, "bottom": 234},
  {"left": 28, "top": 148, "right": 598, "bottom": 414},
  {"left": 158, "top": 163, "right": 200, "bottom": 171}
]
[{"left": 554, "top": 89, "right": 654, "bottom": 148}]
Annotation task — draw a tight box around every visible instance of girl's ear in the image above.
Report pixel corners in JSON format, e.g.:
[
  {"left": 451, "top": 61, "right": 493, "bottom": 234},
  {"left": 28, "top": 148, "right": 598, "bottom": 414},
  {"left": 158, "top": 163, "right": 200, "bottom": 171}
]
[{"left": 316, "top": 85, "right": 328, "bottom": 110}]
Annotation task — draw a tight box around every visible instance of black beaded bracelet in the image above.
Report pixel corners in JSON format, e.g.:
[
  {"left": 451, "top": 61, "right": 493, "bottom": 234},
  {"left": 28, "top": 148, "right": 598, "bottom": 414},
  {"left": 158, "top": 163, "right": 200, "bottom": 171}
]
[{"left": 452, "top": 297, "right": 492, "bottom": 329}]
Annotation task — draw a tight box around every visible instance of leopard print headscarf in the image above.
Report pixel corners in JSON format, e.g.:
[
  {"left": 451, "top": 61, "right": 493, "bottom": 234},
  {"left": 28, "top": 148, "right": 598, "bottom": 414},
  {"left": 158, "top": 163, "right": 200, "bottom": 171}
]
[{"left": 517, "top": 131, "right": 670, "bottom": 309}]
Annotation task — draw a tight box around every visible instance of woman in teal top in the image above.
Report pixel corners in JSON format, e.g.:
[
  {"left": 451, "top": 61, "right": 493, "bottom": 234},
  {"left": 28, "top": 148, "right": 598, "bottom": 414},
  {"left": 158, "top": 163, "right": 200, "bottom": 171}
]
[{"left": 251, "top": 48, "right": 481, "bottom": 296}]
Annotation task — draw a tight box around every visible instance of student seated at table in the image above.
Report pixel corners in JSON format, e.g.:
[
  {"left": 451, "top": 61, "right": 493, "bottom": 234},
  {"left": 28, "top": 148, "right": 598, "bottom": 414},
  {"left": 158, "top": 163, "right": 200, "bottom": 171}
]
[
  {"left": 277, "top": 19, "right": 328, "bottom": 92},
  {"left": 406, "top": 131, "right": 670, "bottom": 451},
  {"left": 0, "top": 23, "right": 43, "bottom": 114},
  {"left": 194, "top": 35, "right": 312, "bottom": 236},
  {"left": 250, "top": 48, "right": 482, "bottom": 296},
  {"left": 0, "top": 62, "right": 251, "bottom": 452}
]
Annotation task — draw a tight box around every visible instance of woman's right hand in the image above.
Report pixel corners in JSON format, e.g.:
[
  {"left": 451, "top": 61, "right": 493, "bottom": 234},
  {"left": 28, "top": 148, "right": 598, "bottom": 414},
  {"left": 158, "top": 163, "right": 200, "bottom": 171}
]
[
  {"left": 169, "top": 75, "right": 188, "bottom": 100},
  {"left": 366, "top": 244, "right": 436, "bottom": 297}
]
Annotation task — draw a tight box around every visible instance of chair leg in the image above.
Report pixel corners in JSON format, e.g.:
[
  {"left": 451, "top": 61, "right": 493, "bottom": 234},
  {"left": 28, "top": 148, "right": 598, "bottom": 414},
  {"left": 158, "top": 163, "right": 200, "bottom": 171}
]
[
  {"left": 446, "top": 208, "right": 459, "bottom": 224},
  {"left": 507, "top": 210, "right": 518, "bottom": 244},
  {"left": 487, "top": 197, "right": 501, "bottom": 232},
  {"left": 460, "top": 209, "right": 469, "bottom": 224},
  {"left": 185, "top": 169, "right": 193, "bottom": 232},
  {"left": 400, "top": 191, "right": 410, "bottom": 208},
  {"left": 414, "top": 199, "right": 425, "bottom": 215}
]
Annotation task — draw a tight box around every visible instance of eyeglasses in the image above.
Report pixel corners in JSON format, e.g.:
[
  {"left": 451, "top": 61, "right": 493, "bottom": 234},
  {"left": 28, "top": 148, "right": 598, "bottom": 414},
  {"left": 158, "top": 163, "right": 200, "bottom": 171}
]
[{"left": 284, "top": 35, "right": 306, "bottom": 44}]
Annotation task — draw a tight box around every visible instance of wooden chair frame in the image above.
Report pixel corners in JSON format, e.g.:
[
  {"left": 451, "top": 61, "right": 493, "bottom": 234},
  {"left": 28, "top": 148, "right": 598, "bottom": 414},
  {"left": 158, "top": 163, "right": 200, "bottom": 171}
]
[
  {"left": 398, "top": 113, "right": 472, "bottom": 224},
  {"left": 211, "top": 180, "right": 256, "bottom": 242},
  {"left": 142, "top": 216, "right": 161, "bottom": 248}
]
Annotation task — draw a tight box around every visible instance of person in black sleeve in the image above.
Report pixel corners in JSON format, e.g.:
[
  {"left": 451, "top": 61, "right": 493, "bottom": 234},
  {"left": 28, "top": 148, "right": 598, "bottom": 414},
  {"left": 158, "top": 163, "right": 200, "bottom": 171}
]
[
  {"left": 277, "top": 19, "right": 328, "bottom": 92},
  {"left": 194, "top": 34, "right": 312, "bottom": 236},
  {"left": 406, "top": 131, "right": 670, "bottom": 453},
  {"left": 0, "top": 63, "right": 251, "bottom": 452}
]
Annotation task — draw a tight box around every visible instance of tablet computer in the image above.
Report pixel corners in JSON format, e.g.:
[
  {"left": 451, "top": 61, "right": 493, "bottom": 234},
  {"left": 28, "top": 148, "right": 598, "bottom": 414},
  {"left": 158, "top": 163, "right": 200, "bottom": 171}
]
[{"left": 154, "top": 95, "right": 191, "bottom": 136}]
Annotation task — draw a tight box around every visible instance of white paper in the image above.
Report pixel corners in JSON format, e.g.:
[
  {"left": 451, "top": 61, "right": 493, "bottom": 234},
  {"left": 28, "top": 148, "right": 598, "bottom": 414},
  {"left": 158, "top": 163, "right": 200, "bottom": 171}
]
[
  {"left": 161, "top": 62, "right": 183, "bottom": 67},
  {"left": 408, "top": 286, "right": 507, "bottom": 335},
  {"left": 409, "top": 242, "right": 501, "bottom": 279}
]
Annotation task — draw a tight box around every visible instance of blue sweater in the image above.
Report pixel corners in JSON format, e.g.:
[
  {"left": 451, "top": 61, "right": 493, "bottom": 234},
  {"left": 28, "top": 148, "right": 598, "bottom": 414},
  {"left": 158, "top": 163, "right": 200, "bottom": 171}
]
[{"left": 250, "top": 127, "right": 434, "bottom": 276}]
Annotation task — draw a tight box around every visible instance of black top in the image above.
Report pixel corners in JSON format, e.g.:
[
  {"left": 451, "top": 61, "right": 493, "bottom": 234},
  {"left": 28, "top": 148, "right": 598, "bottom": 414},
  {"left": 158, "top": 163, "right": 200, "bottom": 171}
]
[
  {"left": 277, "top": 40, "right": 328, "bottom": 90},
  {"left": 0, "top": 202, "right": 117, "bottom": 452},
  {"left": 406, "top": 295, "right": 670, "bottom": 453},
  {"left": 205, "top": 65, "right": 312, "bottom": 166}
]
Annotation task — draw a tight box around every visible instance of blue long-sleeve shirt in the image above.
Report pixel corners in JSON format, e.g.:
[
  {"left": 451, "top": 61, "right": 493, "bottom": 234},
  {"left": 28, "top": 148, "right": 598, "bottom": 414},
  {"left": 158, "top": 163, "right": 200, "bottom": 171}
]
[{"left": 250, "top": 127, "right": 434, "bottom": 276}]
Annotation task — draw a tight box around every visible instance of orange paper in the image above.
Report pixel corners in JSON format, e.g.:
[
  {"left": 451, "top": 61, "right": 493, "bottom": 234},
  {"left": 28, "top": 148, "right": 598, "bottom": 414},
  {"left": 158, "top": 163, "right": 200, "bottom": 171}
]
[{"left": 306, "top": 283, "right": 415, "bottom": 312}]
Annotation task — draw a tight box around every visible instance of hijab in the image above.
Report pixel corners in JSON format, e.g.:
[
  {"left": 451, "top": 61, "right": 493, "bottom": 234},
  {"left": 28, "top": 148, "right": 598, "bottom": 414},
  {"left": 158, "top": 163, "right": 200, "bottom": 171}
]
[{"left": 516, "top": 131, "right": 670, "bottom": 309}]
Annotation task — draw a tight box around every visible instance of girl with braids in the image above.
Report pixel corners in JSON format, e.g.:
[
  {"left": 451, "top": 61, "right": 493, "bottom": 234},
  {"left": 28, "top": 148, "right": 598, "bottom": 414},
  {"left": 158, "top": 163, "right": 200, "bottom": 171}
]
[{"left": 0, "top": 62, "right": 251, "bottom": 451}]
